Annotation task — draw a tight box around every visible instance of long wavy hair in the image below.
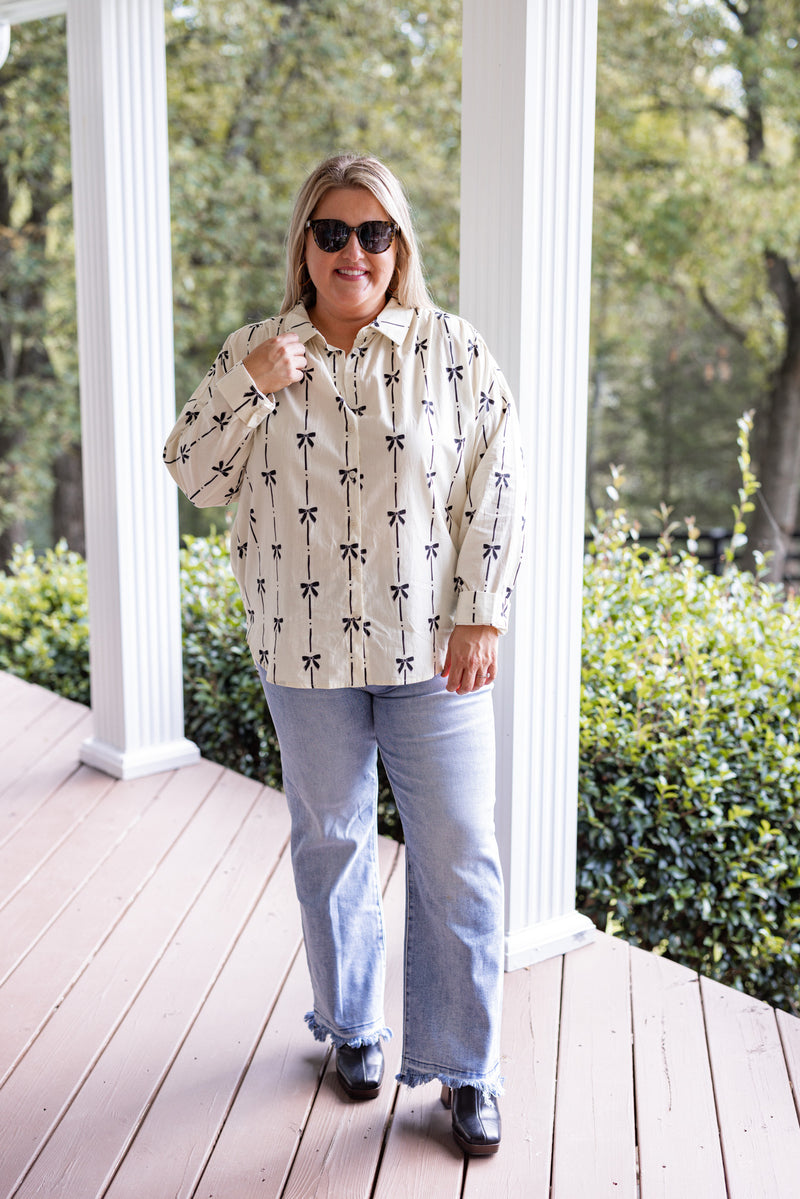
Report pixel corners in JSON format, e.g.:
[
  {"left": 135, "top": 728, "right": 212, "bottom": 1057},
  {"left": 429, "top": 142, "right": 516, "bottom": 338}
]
[{"left": 281, "top": 154, "right": 433, "bottom": 313}]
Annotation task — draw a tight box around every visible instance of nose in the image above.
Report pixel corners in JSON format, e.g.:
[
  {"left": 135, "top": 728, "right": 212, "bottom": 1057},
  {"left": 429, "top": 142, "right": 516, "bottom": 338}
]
[{"left": 340, "top": 228, "right": 366, "bottom": 259}]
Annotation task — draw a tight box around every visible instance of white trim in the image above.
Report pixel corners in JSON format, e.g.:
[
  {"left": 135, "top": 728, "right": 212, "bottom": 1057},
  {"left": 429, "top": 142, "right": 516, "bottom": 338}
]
[
  {"left": 505, "top": 911, "right": 596, "bottom": 972},
  {"left": 80, "top": 735, "right": 201, "bottom": 781}
]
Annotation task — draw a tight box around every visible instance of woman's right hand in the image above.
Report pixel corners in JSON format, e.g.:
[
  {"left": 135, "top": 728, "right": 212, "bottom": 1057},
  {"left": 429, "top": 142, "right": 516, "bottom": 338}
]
[{"left": 243, "top": 333, "right": 307, "bottom": 394}]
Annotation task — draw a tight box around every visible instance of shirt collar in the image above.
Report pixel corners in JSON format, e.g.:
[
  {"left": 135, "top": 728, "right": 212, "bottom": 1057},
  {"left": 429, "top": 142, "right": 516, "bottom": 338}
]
[
  {"left": 371, "top": 300, "right": 415, "bottom": 345},
  {"left": 282, "top": 300, "right": 415, "bottom": 349}
]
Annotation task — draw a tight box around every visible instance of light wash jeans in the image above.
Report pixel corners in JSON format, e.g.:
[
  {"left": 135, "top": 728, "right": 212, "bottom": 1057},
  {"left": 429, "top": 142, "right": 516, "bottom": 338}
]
[{"left": 259, "top": 671, "right": 504, "bottom": 1096}]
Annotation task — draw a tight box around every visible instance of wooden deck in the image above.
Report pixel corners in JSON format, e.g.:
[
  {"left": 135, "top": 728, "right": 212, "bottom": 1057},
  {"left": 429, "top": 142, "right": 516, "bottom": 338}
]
[{"left": 2, "top": 671, "right": 800, "bottom": 1197}]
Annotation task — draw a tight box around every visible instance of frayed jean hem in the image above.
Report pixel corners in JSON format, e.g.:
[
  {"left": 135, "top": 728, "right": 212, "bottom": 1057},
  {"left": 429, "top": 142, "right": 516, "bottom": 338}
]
[
  {"left": 304, "top": 1010, "right": 392, "bottom": 1050},
  {"left": 396, "top": 1064, "right": 505, "bottom": 1099}
]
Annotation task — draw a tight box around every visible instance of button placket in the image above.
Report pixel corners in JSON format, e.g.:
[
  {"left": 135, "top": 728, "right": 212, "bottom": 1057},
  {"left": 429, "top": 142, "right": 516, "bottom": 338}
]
[{"left": 336, "top": 347, "right": 367, "bottom": 686}]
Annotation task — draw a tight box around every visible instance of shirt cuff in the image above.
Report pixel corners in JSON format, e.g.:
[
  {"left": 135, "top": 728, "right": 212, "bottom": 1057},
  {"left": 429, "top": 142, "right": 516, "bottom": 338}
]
[
  {"left": 455, "top": 590, "right": 508, "bottom": 632},
  {"left": 215, "top": 361, "right": 275, "bottom": 427}
]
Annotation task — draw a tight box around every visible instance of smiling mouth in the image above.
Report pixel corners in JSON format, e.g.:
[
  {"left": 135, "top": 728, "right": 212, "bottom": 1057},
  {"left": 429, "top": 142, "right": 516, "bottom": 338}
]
[{"left": 336, "top": 268, "right": 368, "bottom": 278}]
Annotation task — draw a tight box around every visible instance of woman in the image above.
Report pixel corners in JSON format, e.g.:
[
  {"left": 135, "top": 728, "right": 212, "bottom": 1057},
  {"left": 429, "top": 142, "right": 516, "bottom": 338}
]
[{"left": 164, "top": 154, "right": 525, "bottom": 1156}]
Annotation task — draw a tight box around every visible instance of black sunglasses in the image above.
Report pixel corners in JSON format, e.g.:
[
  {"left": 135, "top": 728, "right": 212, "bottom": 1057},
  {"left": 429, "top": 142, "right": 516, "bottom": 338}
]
[{"left": 305, "top": 218, "right": 399, "bottom": 254}]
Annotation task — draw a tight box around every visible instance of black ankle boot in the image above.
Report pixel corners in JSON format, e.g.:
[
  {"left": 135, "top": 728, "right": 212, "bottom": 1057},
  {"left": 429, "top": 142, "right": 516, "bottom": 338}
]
[
  {"left": 441, "top": 1084, "right": 501, "bottom": 1155},
  {"left": 335, "top": 1042, "right": 385, "bottom": 1100}
]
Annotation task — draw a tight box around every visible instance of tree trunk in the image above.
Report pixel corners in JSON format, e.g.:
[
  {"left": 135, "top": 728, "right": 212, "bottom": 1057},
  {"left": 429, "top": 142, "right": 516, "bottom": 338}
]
[
  {"left": 742, "top": 257, "right": 800, "bottom": 583},
  {"left": 51, "top": 444, "right": 85, "bottom": 554},
  {"left": 0, "top": 517, "right": 25, "bottom": 567}
]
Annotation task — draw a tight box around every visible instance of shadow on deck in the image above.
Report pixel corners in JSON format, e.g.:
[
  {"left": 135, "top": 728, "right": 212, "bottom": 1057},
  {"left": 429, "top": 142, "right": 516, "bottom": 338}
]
[{"left": 1, "top": 671, "right": 800, "bottom": 1197}]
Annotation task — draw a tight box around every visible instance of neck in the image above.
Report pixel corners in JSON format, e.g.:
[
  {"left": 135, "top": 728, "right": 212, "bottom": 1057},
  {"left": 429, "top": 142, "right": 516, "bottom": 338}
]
[{"left": 308, "top": 301, "right": 386, "bottom": 353}]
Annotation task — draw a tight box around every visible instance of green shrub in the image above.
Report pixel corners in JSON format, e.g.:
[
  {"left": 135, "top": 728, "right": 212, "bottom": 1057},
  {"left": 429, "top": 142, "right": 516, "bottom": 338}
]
[
  {"left": 578, "top": 461, "right": 800, "bottom": 1014},
  {"left": 0, "top": 542, "right": 90, "bottom": 703},
  {"left": 179, "top": 534, "right": 282, "bottom": 788}
]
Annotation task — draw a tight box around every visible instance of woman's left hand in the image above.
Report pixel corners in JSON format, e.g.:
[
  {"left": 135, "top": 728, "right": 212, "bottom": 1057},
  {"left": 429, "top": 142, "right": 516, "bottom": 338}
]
[{"left": 442, "top": 625, "right": 499, "bottom": 693}]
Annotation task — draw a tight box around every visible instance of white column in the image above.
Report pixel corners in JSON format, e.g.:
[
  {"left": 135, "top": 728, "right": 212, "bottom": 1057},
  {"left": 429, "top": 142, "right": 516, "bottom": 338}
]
[
  {"left": 66, "top": 0, "right": 198, "bottom": 778},
  {"left": 460, "top": 0, "right": 598, "bottom": 969}
]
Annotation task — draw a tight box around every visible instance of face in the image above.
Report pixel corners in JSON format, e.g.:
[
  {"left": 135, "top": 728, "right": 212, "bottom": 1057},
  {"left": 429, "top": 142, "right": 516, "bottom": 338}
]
[{"left": 305, "top": 187, "right": 397, "bottom": 329}]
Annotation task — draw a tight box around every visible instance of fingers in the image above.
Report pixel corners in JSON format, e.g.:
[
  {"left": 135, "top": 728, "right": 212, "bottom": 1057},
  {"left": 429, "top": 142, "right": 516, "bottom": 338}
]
[
  {"left": 445, "top": 662, "right": 496, "bottom": 693},
  {"left": 443, "top": 625, "right": 499, "bottom": 693},
  {"left": 243, "top": 333, "right": 307, "bottom": 394}
]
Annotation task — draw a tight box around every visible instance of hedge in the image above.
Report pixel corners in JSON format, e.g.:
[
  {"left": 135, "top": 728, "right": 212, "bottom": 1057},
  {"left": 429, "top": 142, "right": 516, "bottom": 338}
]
[{"left": 579, "top": 440, "right": 800, "bottom": 1014}]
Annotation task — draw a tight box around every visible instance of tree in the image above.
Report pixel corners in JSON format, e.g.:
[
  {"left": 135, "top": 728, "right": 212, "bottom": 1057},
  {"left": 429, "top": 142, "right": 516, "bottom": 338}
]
[
  {"left": 166, "top": 0, "right": 462, "bottom": 395},
  {"left": 590, "top": 0, "right": 800, "bottom": 575},
  {"left": 0, "top": 17, "right": 80, "bottom": 560},
  {"left": 0, "top": 0, "right": 463, "bottom": 551}
]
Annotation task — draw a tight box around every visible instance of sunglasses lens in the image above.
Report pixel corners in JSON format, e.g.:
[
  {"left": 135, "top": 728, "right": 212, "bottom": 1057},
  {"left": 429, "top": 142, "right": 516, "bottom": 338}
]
[
  {"left": 358, "top": 222, "right": 395, "bottom": 253},
  {"left": 313, "top": 220, "right": 350, "bottom": 252}
]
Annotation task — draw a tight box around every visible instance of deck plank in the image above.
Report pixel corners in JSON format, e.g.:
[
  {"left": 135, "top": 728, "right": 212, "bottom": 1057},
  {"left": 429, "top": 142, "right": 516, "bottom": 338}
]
[
  {"left": 373, "top": 1080, "right": 463, "bottom": 1199},
  {"left": 11, "top": 773, "right": 286, "bottom": 1198},
  {"left": 0, "top": 755, "right": 154, "bottom": 907},
  {"left": 0, "top": 710, "right": 93, "bottom": 850},
  {"left": 630, "top": 944, "right": 727, "bottom": 1197},
  {"left": 551, "top": 933, "right": 637, "bottom": 1198},
  {"left": 0, "top": 694, "right": 89, "bottom": 805},
  {"left": 0, "top": 676, "right": 61, "bottom": 750},
  {"left": 192, "top": 948, "right": 330, "bottom": 1198},
  {"left": 0, "top": 762, "right": 253, "bottom": 1193},
  {"left": 0, "top": 767, "right": 139, "bottom": 972},
  {"left": 102, "top": 845, "right": 302, "bottom": 1198},
  {"left": 776, "top": 1006, "right": 800, "bottom": 1122},
  {"left": 702, "top": 976, "right": 800, "bottom": 1199},
  {"left": 461, "top": 954, "right": 563, "bottom": 1197},
  {"left": 0, "top": 761, "right": 226, "bottom": 1085},
  {"left": 0, "top": 669, "right": 32, "bottom": 707}
]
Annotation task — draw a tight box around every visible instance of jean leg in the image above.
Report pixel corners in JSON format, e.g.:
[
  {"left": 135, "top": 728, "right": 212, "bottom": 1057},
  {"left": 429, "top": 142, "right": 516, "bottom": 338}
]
[
  {"left": 260, "top": 676, "right": 390, "bottom": 1047},
  {"left": 372, "top": 675, "right": 504, "bottom": 1095}
]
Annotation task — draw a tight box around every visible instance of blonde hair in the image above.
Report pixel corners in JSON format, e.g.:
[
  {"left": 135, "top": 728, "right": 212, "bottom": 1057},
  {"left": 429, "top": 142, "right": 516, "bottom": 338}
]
[{"left": 281, "top": 154, "right": 433, "bottom": 313}]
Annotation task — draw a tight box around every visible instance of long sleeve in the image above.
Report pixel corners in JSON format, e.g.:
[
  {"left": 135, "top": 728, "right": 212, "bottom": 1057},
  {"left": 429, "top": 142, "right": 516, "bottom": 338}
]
[
  {"left": 163, "top": 330, "right": 275, "bottom": 508},
  {"left": 453, "top": 354, "right": 526, "bottom": 631}
]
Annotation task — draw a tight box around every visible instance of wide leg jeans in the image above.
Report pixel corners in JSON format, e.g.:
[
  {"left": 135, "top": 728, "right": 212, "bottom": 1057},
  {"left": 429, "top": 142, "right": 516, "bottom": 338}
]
[{"left": 260, "top": 672, "right": 505, "bottom": 1095}]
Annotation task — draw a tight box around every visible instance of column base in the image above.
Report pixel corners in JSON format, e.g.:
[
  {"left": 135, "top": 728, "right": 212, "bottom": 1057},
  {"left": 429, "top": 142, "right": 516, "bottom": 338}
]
[
  {"left": 505, "top": 911, "right": 596, "bottom": 972},
  {"left": 80, "top": 735, "right": 200, "bottom": 780}
]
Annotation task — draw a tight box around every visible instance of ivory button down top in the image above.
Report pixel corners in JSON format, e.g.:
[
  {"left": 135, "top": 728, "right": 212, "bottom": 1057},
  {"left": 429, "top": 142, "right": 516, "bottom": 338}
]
[{"left": 164, "top": 300, "right": 526, "bottom": 689}]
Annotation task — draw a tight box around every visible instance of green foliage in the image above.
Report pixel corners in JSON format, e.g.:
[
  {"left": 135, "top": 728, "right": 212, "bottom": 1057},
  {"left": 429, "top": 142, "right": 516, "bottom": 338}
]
[
  {"left": 179, "top": 534, "right": 281, "bottom": 787},
  {"left": 0, "top": 17, "right": 78, "bottom": 554},
  {"left": 0, "top": 542, "right": 89, "bottom": 702},
  {"left": 579, "top": 461, "right": 800, "bottom": 1013},
  {"left": 590, "top": 0, "right": 800, "bottom": 530},
  {"left": 0, "top": 2, "right": 462, "bottom": 549},
  {"left": 166, "top": 0, "right": 462, "bottom": 426}
]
